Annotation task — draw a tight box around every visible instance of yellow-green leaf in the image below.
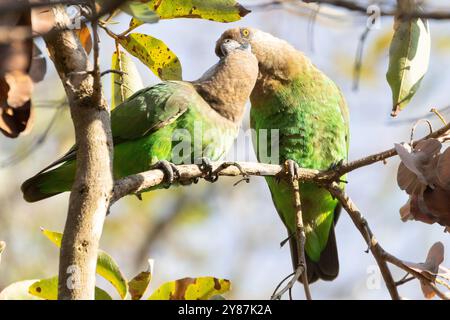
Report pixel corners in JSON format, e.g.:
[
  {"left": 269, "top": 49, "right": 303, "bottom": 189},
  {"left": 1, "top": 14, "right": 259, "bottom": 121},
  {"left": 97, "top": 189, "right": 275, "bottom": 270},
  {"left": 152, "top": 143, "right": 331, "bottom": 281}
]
[
  {"left": 41, "top": 228, "right": 62, "bottom": 246},
  {"left": 111, "top": 50, "right": 144, "bottom": 109},
  {"left": 0, "top": 280, "right": 42, "bottom": 300},
  {"left": 118, "top": 33, "right": 182, "bottom": 80},
  {"left": 386, "top": 5, "right": 430, "bottom": 117},
  {"left": 97, "top": 252, "right": 128, "bottom": 299},
  {"left": 128, "top": 259, "right": 153, "bottom": 300},
  {"left": 29, "top": 276, "right": 112, "bottom": 300},
  {"left": 143, "top": 0, "right": 249, "bottom": 22},
  {"left": 129, "top": 17, "right": 144, "bottom": 29},
  {"left": 148, "top": 277, "right": 231, "bottom": 300},
  {"left": 41, "top": 228, "right": 128, "bottom": 299}
]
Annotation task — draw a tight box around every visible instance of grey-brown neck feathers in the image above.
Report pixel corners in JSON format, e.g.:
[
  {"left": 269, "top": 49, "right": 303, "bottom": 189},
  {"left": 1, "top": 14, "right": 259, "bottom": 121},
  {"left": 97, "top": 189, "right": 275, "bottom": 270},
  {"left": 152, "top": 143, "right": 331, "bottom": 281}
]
[
  {"left": 249, "top": 30, "right": 312, "bottom": 80},
  {"left": 192, "top": 48, "right": 258, "bottom": 123}
]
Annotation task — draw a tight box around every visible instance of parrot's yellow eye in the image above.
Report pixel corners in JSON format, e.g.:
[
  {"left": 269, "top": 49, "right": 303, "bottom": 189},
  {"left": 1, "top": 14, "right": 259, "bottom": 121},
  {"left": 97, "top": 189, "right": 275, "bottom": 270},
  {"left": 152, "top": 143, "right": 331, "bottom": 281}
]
[{"left": 242, "top": 29, "right": 250, "bottom": 37}]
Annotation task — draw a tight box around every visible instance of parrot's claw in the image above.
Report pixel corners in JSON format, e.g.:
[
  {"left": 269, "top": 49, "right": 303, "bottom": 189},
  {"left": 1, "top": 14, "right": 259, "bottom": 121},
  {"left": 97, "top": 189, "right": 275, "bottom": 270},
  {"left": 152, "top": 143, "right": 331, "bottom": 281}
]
[
  {"left": 198, "top": 157, "right": 213, "bottom": 175},
  {"left": 135, "top": 193, "right": 143, "bottom": 201},
  {"left": 196, "top": 157, "right": 217, "bottom": 183},
  {"left": 327, "top": 159, "right": 345, "bottom": 171},
  {"left": 284, "top": 159, "right": 300, "bottom": 182},
  {"left": 179, "top": 177, "right": 199, "bottom": 186},
  {"left": 214, "top": 162, "right": 250, "bottom": 185},
  {"left": 151, "top": 160, "right": 180, "bottom": 188},
  {"left": 327, "top": 159, "right": 348, "bottom": 183}
]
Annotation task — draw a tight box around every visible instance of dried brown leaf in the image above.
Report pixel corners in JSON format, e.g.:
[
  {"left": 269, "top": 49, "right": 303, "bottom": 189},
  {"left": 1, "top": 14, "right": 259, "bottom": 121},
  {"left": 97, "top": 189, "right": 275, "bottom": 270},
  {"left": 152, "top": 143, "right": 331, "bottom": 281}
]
[
  {"left": 437, "top": 148, "right": 450, "bottom": 191},
  {"left": 404, "top": 242, "right": 445, "bottom": 299},
  {"left": 74, "top": 23, "right": 92, "bottom": 55},
  {"left": 395, "top": 140, "right": 441, "bottom": 186},
  {"left": 423, "top": 186, "right": 450, "bottom": 226},
  {"left": 0, "top": 74, "right": 34, "bottom": 138}
]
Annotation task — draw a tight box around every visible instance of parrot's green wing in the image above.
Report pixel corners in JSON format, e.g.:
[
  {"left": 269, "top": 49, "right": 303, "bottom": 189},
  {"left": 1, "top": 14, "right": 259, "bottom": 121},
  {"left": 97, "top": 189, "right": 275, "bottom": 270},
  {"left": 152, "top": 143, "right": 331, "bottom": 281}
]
[
  {"left": 110, "top": 81, "right": 191, "bottom": 143},
  {"left": 37, "top": 81, "right": 192, "bottom": 173}
]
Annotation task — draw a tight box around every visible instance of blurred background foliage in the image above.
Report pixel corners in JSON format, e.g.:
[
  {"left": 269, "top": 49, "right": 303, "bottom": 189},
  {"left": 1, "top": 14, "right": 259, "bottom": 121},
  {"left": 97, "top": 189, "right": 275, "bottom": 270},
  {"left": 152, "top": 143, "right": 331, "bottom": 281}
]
[{"left": 0, "top": 0, "right": 450, "bottom": 299}]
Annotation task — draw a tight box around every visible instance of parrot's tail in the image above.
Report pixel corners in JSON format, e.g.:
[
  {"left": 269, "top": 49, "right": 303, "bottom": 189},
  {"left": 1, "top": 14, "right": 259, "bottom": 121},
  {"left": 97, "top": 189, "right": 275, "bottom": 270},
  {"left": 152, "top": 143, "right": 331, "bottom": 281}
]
[
  {"left": 290, "top": 205, "right": 340, "bottom": 284},
  {"left": 21, "top": 162, "right": 75, "bottom": 202}
]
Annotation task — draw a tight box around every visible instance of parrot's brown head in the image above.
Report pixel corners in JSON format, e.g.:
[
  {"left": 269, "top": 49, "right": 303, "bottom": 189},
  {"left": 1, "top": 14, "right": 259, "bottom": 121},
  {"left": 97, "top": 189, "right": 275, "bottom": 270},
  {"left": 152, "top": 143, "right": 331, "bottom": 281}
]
[
  {"left": 216, "top": 27, "right": 305, "bottom": 79},
  {"left": 215, "top": 27, "right": 259, "bottom": 58}
]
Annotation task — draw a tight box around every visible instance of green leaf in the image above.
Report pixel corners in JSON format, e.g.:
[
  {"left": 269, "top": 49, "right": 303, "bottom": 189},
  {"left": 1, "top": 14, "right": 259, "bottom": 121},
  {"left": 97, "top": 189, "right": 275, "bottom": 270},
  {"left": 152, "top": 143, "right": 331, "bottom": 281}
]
[
  {"left": 128, "top": 259, "right": 153, "bottom": 300},
  {"left": 148, "top": 277, "right": 231, "bottom": 300},
  {"left": 140, "top": 0, "right": 250, "bottom": 22},
  {"left": 96, "top": 251, "right": 128, "bottom": 299},
  {"left": 29, "top": 276, "right": 112, "bottom": 300},
  {"left": 386, "top": 7, "right": 430, "bottom": 117},
  {"left": 121, "top": 1, "right": 160, "bottom": 23},
  {"left": 111, "top": 50, "right": 144, "bottom": 109},
  {"left": 118, "top": 33, "right": 182, "bottom": 80},
  {"left": 0, "top": 280, "right": 42, "bottom": 300},
  {"left": 41, "top": 228, "right": 62, "bottom": 246},
  {"left": 41, "top": 228, "right": 128, "bottom": 299}
]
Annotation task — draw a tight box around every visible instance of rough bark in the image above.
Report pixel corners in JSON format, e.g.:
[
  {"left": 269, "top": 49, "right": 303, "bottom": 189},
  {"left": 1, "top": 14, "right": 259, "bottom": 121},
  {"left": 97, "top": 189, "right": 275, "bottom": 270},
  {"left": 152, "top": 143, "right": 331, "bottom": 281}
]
[{"left": 43, "top": 5, "right": 113, "bottom": 300}]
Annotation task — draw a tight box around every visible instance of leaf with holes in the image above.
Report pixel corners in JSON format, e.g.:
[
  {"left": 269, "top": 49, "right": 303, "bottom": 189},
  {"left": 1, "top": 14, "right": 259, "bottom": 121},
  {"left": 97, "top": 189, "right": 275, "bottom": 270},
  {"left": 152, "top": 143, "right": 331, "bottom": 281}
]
[
  {"left": 148, "top": 277, "right": 231, "bottom": 300},
  {"left": 29, "top": 276, "right": 112, "bottom": 300},
  {"left": 118, "top": 33, "right": 182, "bottom": 80},
  {"left": 41, "top": 228, "right": 128, "bottom": 299},
  {"left": 111, "top": 50, "right": 144, "bottom": 109},
  {"left": 141, "top": 0, "right": 250, "bottom": 22},
  {"left": 128, "top": 259, "right": 153, "bottom": 300}
]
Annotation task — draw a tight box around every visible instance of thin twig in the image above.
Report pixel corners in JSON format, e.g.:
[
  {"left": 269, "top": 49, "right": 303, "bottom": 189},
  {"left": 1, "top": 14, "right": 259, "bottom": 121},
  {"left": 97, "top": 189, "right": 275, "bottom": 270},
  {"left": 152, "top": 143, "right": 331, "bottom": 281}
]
[
  {"left": 291, "top": 177, "right": 312, "bottom": 300},
  {"left": 326, "top": 183, "right": 401, "bottom": 300}
]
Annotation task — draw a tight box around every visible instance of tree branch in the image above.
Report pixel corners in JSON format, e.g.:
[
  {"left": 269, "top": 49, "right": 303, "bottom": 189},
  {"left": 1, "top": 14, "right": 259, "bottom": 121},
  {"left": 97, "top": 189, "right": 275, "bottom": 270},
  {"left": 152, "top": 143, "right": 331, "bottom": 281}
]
[
  {"left": 43, "top": 5, "right": 113, "bottom": 300},
  {"left": 109, "top": 118, "right": 450, "bottom": 299},
  {"left": 292, "top": 178, "right": 312, "bottom": 299},
  {"left": 326, "top": 183, "right": 400, "bottom": 300}
]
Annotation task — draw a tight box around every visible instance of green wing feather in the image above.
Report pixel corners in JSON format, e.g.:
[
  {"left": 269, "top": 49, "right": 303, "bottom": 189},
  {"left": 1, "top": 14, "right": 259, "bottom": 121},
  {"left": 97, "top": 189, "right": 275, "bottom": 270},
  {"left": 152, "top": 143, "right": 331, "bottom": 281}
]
[{"left": 36, "top": 81, "right": 191, "bottom": 173}]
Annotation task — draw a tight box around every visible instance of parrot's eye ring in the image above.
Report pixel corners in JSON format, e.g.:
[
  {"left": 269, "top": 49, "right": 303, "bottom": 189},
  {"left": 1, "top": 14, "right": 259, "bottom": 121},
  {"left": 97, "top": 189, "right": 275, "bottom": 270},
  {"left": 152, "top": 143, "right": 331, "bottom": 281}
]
[{"left": 241, "top": 29, "right": 250, "bottom": 37}]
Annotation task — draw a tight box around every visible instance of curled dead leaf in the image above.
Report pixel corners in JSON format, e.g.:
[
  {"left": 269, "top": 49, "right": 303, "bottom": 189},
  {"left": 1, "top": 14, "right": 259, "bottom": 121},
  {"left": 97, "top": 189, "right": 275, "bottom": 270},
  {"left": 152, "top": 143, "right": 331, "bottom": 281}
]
[
  {"left": 404, "top": 242, "right": 445, "bottom": 299},
  {"left": 0, "top": 6, "right": 34, "bottom": 138},
  {"left": 437, "top": 148, "right": 450, "bottom": 191},
  {"left": 4, "top": 71, "right": 33, "bottom": 108},
  {"left": 397, "top": 139, "right": 450, "bottom": 230},
  {"left": 395, "top": 140, "right": 441, "bottom": 186},
  {"left": 74, "top": 23, "right": 93, "bottom": 55}
]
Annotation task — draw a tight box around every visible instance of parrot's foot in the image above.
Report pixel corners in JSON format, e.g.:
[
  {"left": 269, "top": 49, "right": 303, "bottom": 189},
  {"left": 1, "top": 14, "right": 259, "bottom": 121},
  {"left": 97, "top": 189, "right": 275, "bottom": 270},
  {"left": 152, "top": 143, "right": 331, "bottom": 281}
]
[
  {"left": 327, "top": 159, "right": 348, "bottom": 184},
  {"left": 197, "top": 157, "right": 214, "bottom": 178},
  {"left": 151, "top": 160, "right": 180, "bottom": 188},
  {"left": 196, "top": 157, "right": 218, "bottom": 183},
  {"left": 284, "top": 159, "right": 300, "bottom": 182},
  {"left": 213, "top": 162, "right": 250, "bottom": 185},
  {"left": 327, "top": 159, "right": 344, "bottom": 171}
]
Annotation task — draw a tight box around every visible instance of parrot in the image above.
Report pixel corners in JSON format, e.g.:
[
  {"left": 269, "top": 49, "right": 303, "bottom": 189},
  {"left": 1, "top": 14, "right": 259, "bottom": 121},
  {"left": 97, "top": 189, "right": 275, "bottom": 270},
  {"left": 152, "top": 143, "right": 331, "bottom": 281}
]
[
  {"left": 215, "top": 28, "right": 350, "bottom": 283},
  {"left": 21, "top": 39, "right": 258, "bottom": 202}
]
